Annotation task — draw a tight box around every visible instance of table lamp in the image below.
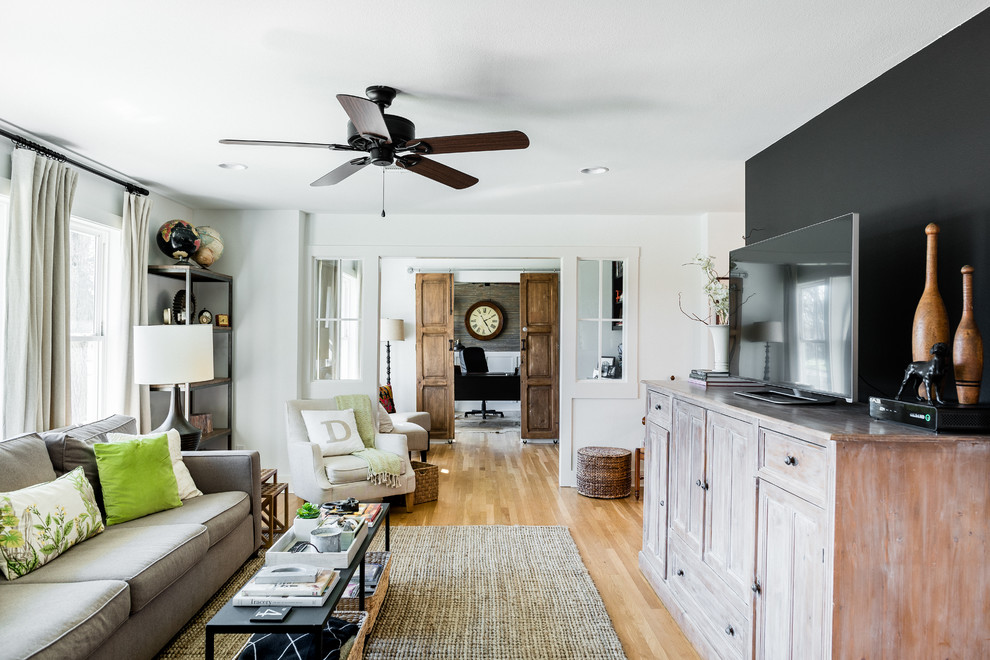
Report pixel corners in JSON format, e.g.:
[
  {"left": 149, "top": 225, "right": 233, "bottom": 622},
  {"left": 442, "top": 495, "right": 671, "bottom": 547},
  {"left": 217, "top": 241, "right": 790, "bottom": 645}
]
[
  {"left": 380, "top": 318, "right": 405, "bottom": 387},
  {"left": 133, "top": 324, "right": 214, "bottom": 451},
  {"left": 746, "top": 321, "right": 784, "bottom": 381}
]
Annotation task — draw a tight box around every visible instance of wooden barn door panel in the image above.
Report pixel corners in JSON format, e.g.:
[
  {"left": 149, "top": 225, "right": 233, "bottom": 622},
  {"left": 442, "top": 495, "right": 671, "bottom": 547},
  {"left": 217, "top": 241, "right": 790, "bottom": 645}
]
[
  {"left": 416, "top": 273, "right": 454, "bottom": 439},
  {"left": 520, "top": 273, "right": 559, "bottom": 440}
]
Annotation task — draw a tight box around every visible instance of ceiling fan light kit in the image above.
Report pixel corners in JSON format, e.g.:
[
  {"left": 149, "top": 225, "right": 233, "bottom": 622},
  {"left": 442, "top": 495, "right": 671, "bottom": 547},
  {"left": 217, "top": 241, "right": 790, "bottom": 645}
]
[{"left": 221, "top": 85, "right": 529, "bottom": 192}]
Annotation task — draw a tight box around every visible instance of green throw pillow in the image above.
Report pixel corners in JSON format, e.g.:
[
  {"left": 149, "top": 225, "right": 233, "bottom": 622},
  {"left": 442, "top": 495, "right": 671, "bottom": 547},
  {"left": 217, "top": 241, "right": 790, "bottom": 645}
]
[{"left": 94, "top": 435, "right": 182, "bottom": 525}]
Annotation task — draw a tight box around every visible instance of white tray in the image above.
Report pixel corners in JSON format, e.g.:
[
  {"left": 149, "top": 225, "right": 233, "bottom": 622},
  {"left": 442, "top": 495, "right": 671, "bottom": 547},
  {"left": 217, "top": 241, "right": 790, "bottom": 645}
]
[{"left": 266, "top": 522, "right": 368, "bottom": 569}]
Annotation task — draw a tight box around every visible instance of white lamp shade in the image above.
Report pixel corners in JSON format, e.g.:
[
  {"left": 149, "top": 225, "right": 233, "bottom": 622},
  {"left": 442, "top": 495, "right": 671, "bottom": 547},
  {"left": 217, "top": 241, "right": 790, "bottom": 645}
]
[
  {"left": 380, "top": 318, "right": 405, "bottom": 342},
  {"left": 133, "top": 325, "right": 215, "bottom": 385}
]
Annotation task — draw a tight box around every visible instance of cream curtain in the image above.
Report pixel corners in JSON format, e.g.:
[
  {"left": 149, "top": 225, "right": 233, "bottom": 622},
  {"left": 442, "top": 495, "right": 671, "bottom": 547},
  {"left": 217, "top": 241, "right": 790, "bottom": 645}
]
[
  {"left": 3, "top": 147, "right": 78, "bottom": 435},
  {"left": 107, "top": 192, "right": 151, "bottom": 430}
]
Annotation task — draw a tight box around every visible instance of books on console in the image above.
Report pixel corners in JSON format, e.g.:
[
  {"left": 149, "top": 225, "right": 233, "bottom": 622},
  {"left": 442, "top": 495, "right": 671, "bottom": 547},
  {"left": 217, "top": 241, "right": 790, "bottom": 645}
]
[{"left": 233, "top": 568, "right": 338, "bottom": 606}]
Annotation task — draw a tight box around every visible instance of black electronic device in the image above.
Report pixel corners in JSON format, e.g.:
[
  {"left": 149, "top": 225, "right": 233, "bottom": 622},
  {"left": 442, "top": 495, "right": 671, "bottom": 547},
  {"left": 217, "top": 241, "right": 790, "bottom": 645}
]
[
  {"left": 869, "top": 397, "right": 990, "bottom": 433},
  {"left": 730, "top": 213, "right": 859, "bottom": 403}
]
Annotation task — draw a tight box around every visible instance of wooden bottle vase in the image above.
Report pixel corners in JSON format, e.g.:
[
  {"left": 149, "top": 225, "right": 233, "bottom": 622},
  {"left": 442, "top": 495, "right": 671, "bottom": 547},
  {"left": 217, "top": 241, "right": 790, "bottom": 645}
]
[
  {"left": 911, "top": 223, "right": 950, "bottom": 397},
  {"left": 953, "top": 265, "right": 983, "bottom": 404}
]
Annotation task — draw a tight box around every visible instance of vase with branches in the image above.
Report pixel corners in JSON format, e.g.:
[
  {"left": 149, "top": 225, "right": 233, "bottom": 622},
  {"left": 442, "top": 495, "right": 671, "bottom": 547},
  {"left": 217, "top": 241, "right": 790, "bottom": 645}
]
[{"left": 679, "top": 255, "right": 730, "bottom": 325}]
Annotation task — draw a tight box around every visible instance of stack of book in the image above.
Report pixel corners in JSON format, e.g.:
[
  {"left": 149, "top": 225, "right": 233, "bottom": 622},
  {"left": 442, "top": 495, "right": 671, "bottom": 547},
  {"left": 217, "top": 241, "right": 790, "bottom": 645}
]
[
  {"left": 362, "top": 503, "right": 383, "bottom": 525},
  {"left": 233, "top": 565, "right": 338, "bottom": 607},
  {"left": 342, "top": 561, "right": 385, "bottom": 598},
  {"left": 687, "top": 369, "right": 756, "bottom": 388}
]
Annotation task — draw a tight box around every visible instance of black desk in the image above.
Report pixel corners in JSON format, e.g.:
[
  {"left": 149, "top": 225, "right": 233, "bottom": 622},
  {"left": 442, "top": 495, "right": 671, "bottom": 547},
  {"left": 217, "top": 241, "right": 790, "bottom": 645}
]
[
  {"left": 205, "top": 504, "right": 390, "bottom": 659},
  {"left": 455, "top": 371, "right": 520, "bottom": 419}
]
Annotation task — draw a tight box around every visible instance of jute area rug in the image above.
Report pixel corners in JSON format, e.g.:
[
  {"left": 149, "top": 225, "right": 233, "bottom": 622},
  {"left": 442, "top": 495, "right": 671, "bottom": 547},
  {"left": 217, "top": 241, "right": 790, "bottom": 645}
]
[
  {"left": 365, "top": 525, "right": 627, "bottom": 659},
  {"left": 157, "top": 525, "right": 626, "bottom": 659}
]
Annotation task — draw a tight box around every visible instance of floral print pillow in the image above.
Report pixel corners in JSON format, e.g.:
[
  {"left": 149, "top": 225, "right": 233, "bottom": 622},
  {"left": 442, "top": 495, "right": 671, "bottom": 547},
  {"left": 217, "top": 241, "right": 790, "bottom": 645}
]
[{"left": 0, "top": 466, "right": 104, "bottom": 579}]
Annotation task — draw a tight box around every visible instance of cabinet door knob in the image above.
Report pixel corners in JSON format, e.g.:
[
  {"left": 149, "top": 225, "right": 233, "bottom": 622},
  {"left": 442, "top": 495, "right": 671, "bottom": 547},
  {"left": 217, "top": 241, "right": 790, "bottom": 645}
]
[
  {"left": 675, "top": 569, "right": 684, "bottom": 577},
  {"left": 752, "top": 582, "right": 761, "bottom": 594},
  {"left": 659, "top": 500, "right": 665, "bottom": 507},
  {"left": 784, "top": 454, "right": 797, "bottom": 466},
  {"left": 654, "top": 403, "right": 662, "bottom": 410},
  {"left": 696, "top": 479, "right": 709, "bottom": 491},
  {"left": 725, "top": 625, "right": 735, "bottom": 636}
]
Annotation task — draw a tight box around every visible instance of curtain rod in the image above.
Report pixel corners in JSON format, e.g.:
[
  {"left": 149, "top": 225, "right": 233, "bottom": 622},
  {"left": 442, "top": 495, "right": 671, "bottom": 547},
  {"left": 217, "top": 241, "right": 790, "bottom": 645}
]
[{"left": 0, "top": 127, "right": 149, "bottom": 197}]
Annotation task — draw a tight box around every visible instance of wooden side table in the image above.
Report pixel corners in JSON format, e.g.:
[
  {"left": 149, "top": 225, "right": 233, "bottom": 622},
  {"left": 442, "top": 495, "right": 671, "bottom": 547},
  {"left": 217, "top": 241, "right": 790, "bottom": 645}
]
[{"left": 260, "top": 468, "right": 289, "bottom": 548}]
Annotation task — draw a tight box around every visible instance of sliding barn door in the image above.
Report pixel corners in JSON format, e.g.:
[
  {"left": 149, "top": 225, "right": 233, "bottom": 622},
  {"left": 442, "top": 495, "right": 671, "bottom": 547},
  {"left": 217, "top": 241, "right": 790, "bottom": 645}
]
[
  {"left": 520, "top": 272, "right": 559, "bottom": 440},
  {"left": 416, "top": 273, "right": 454, "bottom": 440}
]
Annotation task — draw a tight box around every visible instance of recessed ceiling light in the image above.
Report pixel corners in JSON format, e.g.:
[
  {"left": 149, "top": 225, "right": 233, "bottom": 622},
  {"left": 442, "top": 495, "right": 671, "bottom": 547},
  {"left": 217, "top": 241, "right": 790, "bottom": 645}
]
[
  {"left": 581, "top": 166, "right": 609, "bottom": 175},
  {"left": 219, "top": 162, "right": 247, "bottom": 170}
]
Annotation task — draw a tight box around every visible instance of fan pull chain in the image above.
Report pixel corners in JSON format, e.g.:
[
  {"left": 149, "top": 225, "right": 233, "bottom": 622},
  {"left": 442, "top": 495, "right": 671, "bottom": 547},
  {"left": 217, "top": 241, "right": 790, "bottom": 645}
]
[{"left": 381, "top": 169, "right": 386, "bottom": 218}]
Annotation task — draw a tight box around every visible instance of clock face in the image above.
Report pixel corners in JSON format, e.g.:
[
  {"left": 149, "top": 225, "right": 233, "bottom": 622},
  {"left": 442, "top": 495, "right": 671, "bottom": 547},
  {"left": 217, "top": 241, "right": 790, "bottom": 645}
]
[{"left": 465, "top": 301, "right": 504, "bottom": 340}]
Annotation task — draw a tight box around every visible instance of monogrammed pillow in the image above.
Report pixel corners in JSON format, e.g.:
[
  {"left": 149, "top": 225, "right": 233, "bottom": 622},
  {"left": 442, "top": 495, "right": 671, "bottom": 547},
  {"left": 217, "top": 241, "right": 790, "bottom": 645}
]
[{"left": 301, "top": 409, "right": 366, "bottom": 457}]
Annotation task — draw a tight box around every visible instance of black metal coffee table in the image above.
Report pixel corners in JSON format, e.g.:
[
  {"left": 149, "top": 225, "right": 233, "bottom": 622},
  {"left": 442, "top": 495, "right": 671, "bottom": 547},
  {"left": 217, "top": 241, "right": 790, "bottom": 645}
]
[{"left": 205, "top": 503, "right": 390, "bottom": 660}]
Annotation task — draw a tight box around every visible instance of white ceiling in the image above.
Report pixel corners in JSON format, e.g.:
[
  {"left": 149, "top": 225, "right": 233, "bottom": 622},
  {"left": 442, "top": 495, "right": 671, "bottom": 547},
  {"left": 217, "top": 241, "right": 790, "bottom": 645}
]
[{"left": 1, "top": 1, "right": 987, "bottom": 216}]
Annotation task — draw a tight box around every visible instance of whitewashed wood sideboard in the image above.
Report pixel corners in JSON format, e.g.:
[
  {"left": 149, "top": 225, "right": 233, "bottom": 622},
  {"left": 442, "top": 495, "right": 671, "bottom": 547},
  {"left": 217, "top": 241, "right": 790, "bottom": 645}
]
[{"left": 639, "top": 380, "right": 990, "bottom": 659}]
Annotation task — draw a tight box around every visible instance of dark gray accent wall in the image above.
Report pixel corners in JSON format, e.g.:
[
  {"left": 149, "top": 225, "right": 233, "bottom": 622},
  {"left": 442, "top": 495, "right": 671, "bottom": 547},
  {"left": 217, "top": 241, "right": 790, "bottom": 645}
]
[
  {"left": 453, "top": 282, "right": 520, "bottom": 353},
  {"left": 745, "top": 8, "right": 990, "bottom": 402}
]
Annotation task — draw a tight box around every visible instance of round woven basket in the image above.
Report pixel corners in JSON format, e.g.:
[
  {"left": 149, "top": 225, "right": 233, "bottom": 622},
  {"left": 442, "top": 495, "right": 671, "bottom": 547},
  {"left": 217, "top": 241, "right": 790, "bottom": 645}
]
[{"left": 577, "top": 446, "right": 632, "bottom": 499}]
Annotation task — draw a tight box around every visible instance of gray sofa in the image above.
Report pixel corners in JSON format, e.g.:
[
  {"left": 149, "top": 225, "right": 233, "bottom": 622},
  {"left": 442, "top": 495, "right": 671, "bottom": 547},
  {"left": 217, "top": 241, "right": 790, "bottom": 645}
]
[{"left": 0, "top": 415, "right": 262, "bottom": 660}]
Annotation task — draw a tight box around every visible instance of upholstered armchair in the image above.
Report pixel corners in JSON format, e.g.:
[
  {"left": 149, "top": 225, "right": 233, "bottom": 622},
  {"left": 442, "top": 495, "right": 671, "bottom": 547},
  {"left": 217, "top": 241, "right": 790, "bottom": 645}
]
[
  {"left": 388, "top": 410, "right": 431, "bottom": 462},
  {"left": 286, "top": 399, "right": 416, "bottom": 512}
]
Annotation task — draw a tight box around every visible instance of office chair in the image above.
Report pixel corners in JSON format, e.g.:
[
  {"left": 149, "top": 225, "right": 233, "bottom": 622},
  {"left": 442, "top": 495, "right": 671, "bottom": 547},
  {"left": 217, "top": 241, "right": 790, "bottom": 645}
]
[{"left": 461, "top": 346, "right": 504, "bottom": 419}]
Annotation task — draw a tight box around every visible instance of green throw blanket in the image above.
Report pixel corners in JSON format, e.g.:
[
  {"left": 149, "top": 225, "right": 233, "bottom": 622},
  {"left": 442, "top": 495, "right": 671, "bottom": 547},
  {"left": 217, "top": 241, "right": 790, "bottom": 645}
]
[{"left": 334, "top": 394, "right": 403, "bottom": 488}]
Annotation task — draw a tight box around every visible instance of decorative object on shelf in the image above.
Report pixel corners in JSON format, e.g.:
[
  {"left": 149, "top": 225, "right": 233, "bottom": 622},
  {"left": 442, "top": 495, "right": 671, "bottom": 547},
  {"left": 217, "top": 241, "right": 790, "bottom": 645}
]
[
  {"left": 216, "top": 313, "right": 230, "bottom": 327},
  {"left": 679, "top": 254, "right": 750, "bottom": 372},
  {"left": 911, "top": 223, "right": 949, "bottom": 398},
  {"left": 380, "top": 318, "right": 405, "bottom": 387},
  {"left": 895, "top": 342, "right": 949, "bottom": 405},
  {"left": 465, "top": 300, "right": 504, "bottom": 340},
  {"left": 708, "top": 323, "right": 731, "bottom": 372},
  {"left": 156, "top": 219, "right": 201, "bottom": 264},
  {"left": 191, "top": 225, "right": 224, "bottom": 268},
  {"left": 133, "top": 324, "right": 215, "bottom": 451},
  {"left": 162, "top": 308, "right": 172, "bottom": 325},
  {"left": 172, "top": 289, "right": 196, "bottom": 325},
  {"left": 293, "top": 502, "right": 322, "bottom": 538},
  {"left": 599, "top": 356, "right": 616, "bottom": 378},
  {"left": 953, "top": 265, "right": 983, "bottom": 404},
  {"left": 198, "top": 309, "right": 213, "bottom": 325},
  {"left": 189, "top": 413, "right": 213, "bottom": 433}
]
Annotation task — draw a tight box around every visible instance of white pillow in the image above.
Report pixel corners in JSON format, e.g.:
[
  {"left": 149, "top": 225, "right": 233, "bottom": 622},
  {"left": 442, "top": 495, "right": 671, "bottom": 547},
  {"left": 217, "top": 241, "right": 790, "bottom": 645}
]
[
  {"left": 378, "top": 403, "right": 394, "bottom": 433},
  {"left": 301, "top": 409, "right": 366, "bottom": 456},
  {"left": 0, "top": 467, "right": 104, "bottom": 579},
  {"left": 107, "top": 429, "right": 203, "bottom": 500}
]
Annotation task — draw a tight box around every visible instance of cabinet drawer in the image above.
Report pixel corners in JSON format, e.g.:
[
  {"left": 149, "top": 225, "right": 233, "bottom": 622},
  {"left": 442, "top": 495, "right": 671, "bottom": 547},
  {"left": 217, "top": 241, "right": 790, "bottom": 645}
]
[
  {"left": 759, "top": 429, "right": 828, "bottom": 502},
  {"left": 668, "top": 550, "right": 749, "bottom": 660},
  {"left": 646, "top": 390, "right": 672, "bottom": 428}
]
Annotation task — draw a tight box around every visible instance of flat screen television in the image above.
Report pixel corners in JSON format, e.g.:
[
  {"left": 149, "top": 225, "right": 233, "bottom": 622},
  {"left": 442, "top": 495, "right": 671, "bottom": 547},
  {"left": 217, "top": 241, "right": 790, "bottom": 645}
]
[{"left": 729, "top": 213, "right": 859, "bottom": 403}]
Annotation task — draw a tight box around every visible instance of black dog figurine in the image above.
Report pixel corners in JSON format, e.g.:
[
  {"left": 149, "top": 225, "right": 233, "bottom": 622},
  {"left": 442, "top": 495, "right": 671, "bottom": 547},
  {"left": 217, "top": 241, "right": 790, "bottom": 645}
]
[{"left": 895, "top": 342, "right": 949, "bottom": 405}]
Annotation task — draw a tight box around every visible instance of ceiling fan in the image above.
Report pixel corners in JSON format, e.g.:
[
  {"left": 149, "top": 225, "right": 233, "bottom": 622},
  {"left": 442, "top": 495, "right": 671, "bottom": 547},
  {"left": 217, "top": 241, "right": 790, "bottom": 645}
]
[{"left": 220, "top": 85, "right": 529, "bottom": 190}]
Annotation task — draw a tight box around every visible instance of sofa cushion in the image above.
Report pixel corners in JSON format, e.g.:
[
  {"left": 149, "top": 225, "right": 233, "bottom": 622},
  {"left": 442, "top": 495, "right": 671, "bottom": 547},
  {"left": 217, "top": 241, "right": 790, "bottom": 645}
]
[
  {"left": 0, "top": 433, "right": 57, "bottom": 491},
  {"left": 107, "top": 429, "right": 203, "bottom": 500},
  {"left": 114, "top": 491, "right": 249, "bottom": 548},
  {"left": 94, "top": 435, "right": 182, "bottom": 525},
  {"left": 0, "top": 466, "right": 105, "bottom": 580},
  {"left": 42, "top": 414, "right": 137, "bottom": 514},
  {"left": 0, "top": 579, "right": 129, "bottom": 660},
  {"left": 11, "top": 523, "right": 208, "bottom": 613},
  {"left": 323, "top": 453, "right": 408, "bottom": 484}
]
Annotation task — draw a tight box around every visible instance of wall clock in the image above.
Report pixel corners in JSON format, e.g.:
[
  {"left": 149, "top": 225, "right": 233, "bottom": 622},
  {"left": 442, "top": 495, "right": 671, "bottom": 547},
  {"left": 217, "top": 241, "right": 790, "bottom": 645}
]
[{"left": 465, "top": 300, "right": 505, "bottom": 340}]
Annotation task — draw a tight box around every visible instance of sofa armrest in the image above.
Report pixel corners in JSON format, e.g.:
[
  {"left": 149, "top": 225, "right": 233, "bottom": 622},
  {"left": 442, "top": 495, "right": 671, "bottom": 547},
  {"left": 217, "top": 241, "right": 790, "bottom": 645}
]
[
  {"left": 182, "top": 450, "right": 262, "bottom": 551},
  {"left": 374, "top": 432, "right": 410, "bottom": 456}
]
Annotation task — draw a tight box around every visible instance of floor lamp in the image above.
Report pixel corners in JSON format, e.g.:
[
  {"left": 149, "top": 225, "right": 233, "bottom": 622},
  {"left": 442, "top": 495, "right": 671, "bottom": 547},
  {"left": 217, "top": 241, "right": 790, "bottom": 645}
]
[
  {"left": 133, "top": 324, "right": 214, "bottom": 451},
  {"left": 380, "top": 318, "right": 405, "bottom": 387}
]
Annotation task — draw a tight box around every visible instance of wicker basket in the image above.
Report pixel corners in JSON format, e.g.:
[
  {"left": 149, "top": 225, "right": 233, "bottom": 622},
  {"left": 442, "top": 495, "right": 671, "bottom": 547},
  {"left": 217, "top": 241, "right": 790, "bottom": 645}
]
[
  {"left": 576, "top": 446, "right": 632, "bottom": 499},
  {"left": 410, "top": 461, "right": 439, "bottom": 504},
  {"left": 333, "top": 610, "right": 368, "bottom": 660},
  {"left": 336, "top": 551, "right": 390, "bottom": 633}
]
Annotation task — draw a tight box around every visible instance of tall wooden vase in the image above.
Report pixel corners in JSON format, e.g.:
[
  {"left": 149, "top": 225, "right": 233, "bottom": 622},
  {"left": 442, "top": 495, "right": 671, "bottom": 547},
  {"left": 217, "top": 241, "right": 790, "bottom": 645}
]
[
  {"left": 953, "top": 265, "right": 983, "bottom": 404},
  {"left": 911, "top": 223, "right": 950, "bottom": 398}
]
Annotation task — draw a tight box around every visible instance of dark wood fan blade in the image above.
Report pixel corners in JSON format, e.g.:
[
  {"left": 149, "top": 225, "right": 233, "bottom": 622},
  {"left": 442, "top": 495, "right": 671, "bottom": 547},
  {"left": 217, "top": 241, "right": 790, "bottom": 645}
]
[
  {"left": 220, "top": 139, "right": 355, "bottom": 150},
  {"left": 404, "top": 130, "right": 529, "bottom": 154},
  {"left": 396, "top": 156, "right": 478, "bottom": 189},
  {"left": 336, "top": 95, "right": 391, "bottom": 143},
  {"left": 310, "top": 157, "right": 371, "bottom": 186}
]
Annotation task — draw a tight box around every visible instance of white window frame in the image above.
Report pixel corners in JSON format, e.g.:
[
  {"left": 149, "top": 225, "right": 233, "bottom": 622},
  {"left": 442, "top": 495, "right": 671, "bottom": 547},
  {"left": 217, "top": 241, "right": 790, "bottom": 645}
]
[
  {"left": 313, "top": 257, "right": 363, "bottom": 381},
  {"left": 69, "top": 216, "right": 115, "bottom": 424},
  {"left": 576, "top": 258, "right": 627, "bottom": 382}
]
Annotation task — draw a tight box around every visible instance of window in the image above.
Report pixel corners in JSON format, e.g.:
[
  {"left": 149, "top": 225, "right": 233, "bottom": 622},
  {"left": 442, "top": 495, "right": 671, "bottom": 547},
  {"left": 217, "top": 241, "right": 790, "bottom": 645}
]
[
  {"left": 314, "top": 258, "right": 362, "bottom": 380},
  {"left": 0, "top": 194, "right": 7, "bottom": 437},
  {"left": 69, "top": 218, "right": 116, "bottom": 423},
  {"left": 577, "top": 258, "right": 626, "bottom": 380}
]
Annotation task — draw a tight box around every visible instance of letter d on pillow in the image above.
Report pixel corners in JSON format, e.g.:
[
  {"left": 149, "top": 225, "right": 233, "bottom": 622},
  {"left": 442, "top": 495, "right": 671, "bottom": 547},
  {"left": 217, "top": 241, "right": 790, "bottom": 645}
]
[{"left": 301, "top": 409, "right": 366, "bottom": 456}]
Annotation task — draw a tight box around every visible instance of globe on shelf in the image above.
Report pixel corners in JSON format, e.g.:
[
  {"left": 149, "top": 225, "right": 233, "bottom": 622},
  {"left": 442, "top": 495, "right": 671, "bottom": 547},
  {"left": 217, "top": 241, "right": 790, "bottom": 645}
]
[
  {"left": 192, "top": 225, "right": 224, "bottom": 268},
  {"left": 156, "top": 220, "right": 201, "bottom": 264}
]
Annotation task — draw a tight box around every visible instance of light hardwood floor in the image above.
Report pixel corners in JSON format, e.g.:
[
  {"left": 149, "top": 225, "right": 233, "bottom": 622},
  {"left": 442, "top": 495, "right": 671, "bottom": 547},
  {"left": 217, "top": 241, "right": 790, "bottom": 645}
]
[{"left": 288, "top": 425, "right": 699, "bottom": 660}]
